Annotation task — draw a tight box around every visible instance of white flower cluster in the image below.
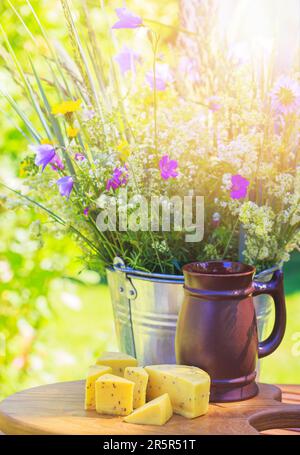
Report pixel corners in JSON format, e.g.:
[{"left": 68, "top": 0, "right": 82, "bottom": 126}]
[
  {"left": 239, "top": 202, "right": 275, "bottom": 238},
  {"left": 151, "top": 240, "right": 170, "bottom": 254},
  {"left": 217, "top": 135, "right": 257, "bottom": 176}
]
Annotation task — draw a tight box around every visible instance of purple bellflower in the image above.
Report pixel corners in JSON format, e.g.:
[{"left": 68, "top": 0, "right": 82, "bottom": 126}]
[
  {"left": 114, "top": 46, "right": 141, "bottom": 74},
  {"left": 146, "top": 64, "right": 173, "bottom": 92},
  {"left": 34, "top": 144, "right": 56, "bottom": 171},
  {"left": 112, "top": 8, "right": 142, "bottom": 29},
  {"left": 56, "top": 176, "right": 74, "bottom": 199}
]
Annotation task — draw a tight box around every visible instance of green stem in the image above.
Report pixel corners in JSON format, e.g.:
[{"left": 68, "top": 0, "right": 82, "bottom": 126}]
[
  {"left": 152, "top": 33, "right": 159, "bottom": 154},
  {"left": 222, "top": 216, "right": 240, "bottom": 260},
  {"left": 143, "top": 50, "right": 164, "bottom": 275},
  {"left": 87, "top": 215, "right": 117, "bottom": 261}
]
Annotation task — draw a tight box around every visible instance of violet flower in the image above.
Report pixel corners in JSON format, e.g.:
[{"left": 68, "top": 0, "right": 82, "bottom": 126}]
[
  {"left": 112, "top": 8, "right": 142, "bottom": 29},
  {"left": 75, "top": 153, "right": 86, "bottom": 162},
  {"left": 106, "top": 167, "right": 128, "bottom": 191},
  {"left": 230, "top": 175, "right": 250, "bottom": 200},
  {"left": 34, "top": 144, "right": 56, "bottom": 171},
  {"left": 212, "top": 212, "right": 221, "bottom": 228},
  {"left": 146, "top": 64, "right": 173, "bottom": 91},
  {"left": 83, "top": 207, "right": 89, "bottom": 217},
  {"left": 56, "top": 176, "right": 74, "bottom": 199},
  {"left": 146, "top": 73, "right": 167, "bottom": 91},
  {"left": 114, "top": 46, "right": 141, "bottom": 74},
  {"left": 81, "top": 108, "right": 96, "bottom": 121},
  {"left": 208, "top": 96, "right": 222, "bottom": 112},
  {"left": 50, "top": 155, "right": 64, "bottom": 171},
  {"left": 159, "top": 155, "right": 178, "bottom": 180},
  {"left": 271, "top": 76, "right": 300, "bottom": 115}
]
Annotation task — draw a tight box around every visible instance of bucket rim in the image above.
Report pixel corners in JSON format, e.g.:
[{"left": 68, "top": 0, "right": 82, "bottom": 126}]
[
  {"left": 106, "top": 265, "right": 184, "bottom": 282},
  {"left": 106, "top": 260, "right": 281, "bottom": 283}
]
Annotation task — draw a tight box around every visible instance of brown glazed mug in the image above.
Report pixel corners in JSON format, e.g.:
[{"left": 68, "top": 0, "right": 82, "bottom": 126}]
[{"left": 175, "top": 261, "right": 286, "bottom": 402}]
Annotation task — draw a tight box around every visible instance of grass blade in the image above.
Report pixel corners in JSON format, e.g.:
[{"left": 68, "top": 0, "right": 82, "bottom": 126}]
[
  {"left": 0, "top": 25, "right": 52, "bottom": 138},
  {"left": 0, "top": 106, "right": 31, "bottom": 140},
  {"left": 29, "top": 57, "right": 65, "bottom": 146},
  {"left": 0, "top": 181, "right": 102, "bottom": 256},
  {"left": 0, "top": 90, "right": 40, "bottom": 142},
  {"left": 60, "top": 0, "right": 104, "bottom": 121}
]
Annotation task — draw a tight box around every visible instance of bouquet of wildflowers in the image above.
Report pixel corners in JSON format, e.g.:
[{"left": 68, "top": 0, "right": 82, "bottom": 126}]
[{"left": 1, "top": 0, "right": 299, "bottom": 275}]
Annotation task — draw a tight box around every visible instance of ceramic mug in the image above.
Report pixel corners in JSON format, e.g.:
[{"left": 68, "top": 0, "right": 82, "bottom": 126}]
[{"left": 175, "top": 261, "right": 286, "bottom": 402}]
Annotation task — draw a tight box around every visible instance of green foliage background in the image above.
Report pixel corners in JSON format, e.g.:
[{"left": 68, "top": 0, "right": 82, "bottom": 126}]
[{"left": 0, "top": 0, "right": 299, "bottom": 401}]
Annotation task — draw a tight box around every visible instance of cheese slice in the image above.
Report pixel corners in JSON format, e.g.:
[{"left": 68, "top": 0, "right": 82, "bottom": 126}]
[
  {"left": 85, "top": 365, "right": 112, "bottom": 410},
  {"left": 95, "top": 373, "right": 134, "bottom": 416},
  {"left": 145, "top": 364, "right": 210, "bottom": 419},
  {"left": 96, "top": 351, "right": 138, "bottom": 377},
  {"left": 124, "top": 367, "right": 149, "bottom": 408},
  {"left": 124, "top": 393, "right": 173, "bottom": 425}
]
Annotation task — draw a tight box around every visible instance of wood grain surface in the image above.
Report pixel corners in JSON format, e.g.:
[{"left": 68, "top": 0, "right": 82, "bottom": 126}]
[{"left": 0, "top": 381, "right": 299, "bottom": 435}]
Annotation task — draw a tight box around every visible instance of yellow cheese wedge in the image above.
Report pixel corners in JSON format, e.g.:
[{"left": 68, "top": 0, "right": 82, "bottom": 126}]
[
  {"left": 95, "top": 373, "right": 134, "bottom": 416},
  {"left": 145, "top": 364, "right": 210, "bottom": 419},
  {"left": 96, "top": 351, "right": 138, "bottom": 377},
  {"left": 124, "top": 367, "right": 149, "bottom": 408},
  {"left": 85, "top": 365, "right": 112, "bottom": 410},
  {"left": 124, "top": 393, "right": 173, "bottom": 426}
]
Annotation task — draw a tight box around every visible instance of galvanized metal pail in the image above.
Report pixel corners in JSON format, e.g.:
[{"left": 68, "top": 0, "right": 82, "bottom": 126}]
[{"left": 106, "top": 258, "right": 278, "bottom": 366}]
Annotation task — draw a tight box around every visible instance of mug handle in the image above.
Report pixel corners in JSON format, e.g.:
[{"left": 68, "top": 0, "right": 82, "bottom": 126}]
[{"left": 253, "top": 270, "right": 286, "bottom": 359}]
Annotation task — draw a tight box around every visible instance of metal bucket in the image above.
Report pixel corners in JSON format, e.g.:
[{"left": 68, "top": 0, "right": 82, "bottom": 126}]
[{"left": 106, "top": 258, "right": 278, "bottom": 366}]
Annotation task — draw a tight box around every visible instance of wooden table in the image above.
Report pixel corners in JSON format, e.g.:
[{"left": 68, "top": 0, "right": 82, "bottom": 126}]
[
  {"left": 262, "top": 385, "right": 300, "bottom": 435},
  {"left": 0, "top": 382, "right": 299, "bottom": 435}
]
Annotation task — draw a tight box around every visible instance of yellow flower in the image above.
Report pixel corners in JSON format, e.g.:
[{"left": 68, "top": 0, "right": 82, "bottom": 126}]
[
  {"left": 116, "top": 139, "right": 131, "bottom": 161},
  {"left": 143, "top": 93, "right": 153, "bottom": 106},
  {"left": 19, "top": 163, "right": 27, "bottom": 178},
  {"left": 143, "top": 91, "right": 167, "bottom": 107},
  {"left": 67, "top": 126, "right": 80, "bottom": 138},
  {"left": 19, "top": 157, "right": 33, "bottom": 178},
  {"left": 40, "top": 138, "right": 54, "bottom": 145},
  {"left": 51, "top": 99, "right": 82, "bottom": 116}
]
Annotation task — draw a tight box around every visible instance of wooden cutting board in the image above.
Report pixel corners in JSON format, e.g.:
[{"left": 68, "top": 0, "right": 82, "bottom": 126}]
[{"left": 0, "top": 381, "right": 300, "bottom": 435}]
